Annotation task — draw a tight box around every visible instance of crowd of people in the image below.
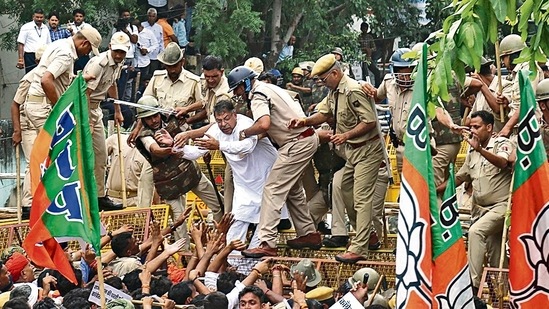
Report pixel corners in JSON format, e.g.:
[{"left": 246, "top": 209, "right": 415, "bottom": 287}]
[{"left": 8, "top": 2, "right": 549, "bottom": 309}]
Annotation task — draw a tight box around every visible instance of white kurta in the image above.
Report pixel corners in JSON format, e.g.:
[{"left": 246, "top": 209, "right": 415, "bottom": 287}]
[{"left": 183, "top": 115, "right": 283, "bottom": 223}]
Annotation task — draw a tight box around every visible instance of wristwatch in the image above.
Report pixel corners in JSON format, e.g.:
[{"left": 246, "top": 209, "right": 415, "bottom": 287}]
[{"left": 239, "top": 130, "right": 247, "bottom": 140}]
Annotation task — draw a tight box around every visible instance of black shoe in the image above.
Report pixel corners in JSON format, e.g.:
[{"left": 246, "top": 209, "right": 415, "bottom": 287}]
[
  {"left": 21, "top": 207, "right": 31, "bottom": 220},
  {"left": 368, "top": 241, "right": 382, "bottom": 250},
  {"left": 277, "top": 219, "right": 292, "bottom": 231},
  {"left": 98, "top": 197, "right": 123, "bottom": 211},
  {"left": 322, "top": 236, "right": 349, "bottom": 248},
  {"left": 317, "top": 221, "right": 332, "bottom": 235}
]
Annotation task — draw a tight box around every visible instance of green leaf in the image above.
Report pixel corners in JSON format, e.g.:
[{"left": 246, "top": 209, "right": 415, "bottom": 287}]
[
  {"left": 519, "top": 0, "right": 534, "bottom": 37},
  {"left": 507, "top": 0, "right": 517, "bottom": 23},
  {"left": 489, "top": 0, "right": 508, "bottom": 22},
  {"left": 448, "top": 19, "right": 463, "bottom": 40},
  {"left": 457, "top": 45, "right": 474, "bottom": 67}
]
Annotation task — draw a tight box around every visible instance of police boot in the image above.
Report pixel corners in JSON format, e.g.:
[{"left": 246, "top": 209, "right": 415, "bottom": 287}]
[{"left": 98, "top": 196, "right": 123, "bottom": 211}]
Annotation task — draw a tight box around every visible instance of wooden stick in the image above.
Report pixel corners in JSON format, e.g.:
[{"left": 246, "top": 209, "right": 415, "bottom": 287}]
[
  {"left": 116, "top": 123, "right": 127, "bottom": 208},
  {"left": 16, "top": 145, "right": 22, "bottom": 224},
  {"left": 461, "top": 107, "right": 470, "bottom": 126},
  {"left": 95, "top": 256, "right": 106, "bottom": 308},
  {"left": 495, "top": 41, "right": 505, "bottom": 122},
  {"left": 497, "top": 173, "right": 515, "bottom": 307},
  {"left": 366, "top": 274, "right": 385, "bottom": 307}
]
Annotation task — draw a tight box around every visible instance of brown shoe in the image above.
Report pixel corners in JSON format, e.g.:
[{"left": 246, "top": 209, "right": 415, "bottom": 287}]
[
  {"left": 287, "top": 232, "right": 322, "bottom": 249},
  {"left": 368, "top": 231, "right": 381, "bottom": 250},
  {"left": 335, "top": 251, "right": 367, "bottom": 263},
  {"left": 242, "top": 242, "right": 277, "bottom": 258}
]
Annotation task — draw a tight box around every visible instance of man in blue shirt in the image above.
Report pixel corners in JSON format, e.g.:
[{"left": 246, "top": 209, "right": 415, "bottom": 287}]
[{"left": 48, "top": 12, "right": 71, "bottom": 42}]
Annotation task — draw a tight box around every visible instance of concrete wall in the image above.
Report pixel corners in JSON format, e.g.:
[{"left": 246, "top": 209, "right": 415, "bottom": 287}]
[{"left": 0, "top": 14, "right": 25, "bottom": 119}]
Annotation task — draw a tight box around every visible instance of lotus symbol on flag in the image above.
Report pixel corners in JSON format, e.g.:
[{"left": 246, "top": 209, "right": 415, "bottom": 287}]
[
  {"left": 510, "top": 205, "right": 549, "bottom": 308},
  {"left": 396, "top": 181, "right": 431, "bottom": 307},
  {"left": 435, "top": 265, "right": 475, "bottom": 308}
]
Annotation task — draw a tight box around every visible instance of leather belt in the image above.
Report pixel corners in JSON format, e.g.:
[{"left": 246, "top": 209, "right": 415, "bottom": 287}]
[
  {"left": 26, "top": 95, "right": 46, "bottom": 103},
  {"left": 296, "top": 127, "right": 315, "bottom": 140},
  {"left": 348, "top": 135, "right": 380, "bottom": 149},
  {"left": 107, "top": 189, "right": 138, "bottom": 199}
]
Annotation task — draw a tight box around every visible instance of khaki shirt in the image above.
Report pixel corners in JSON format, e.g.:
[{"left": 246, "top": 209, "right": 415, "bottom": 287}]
[
  {"left": 28, "top": 38, "right": 78, "bottom": 103},
  {"left": 106, "top": 134, "right": 148, "bottom": 193},
  {"left": 317, "top": 74, "right": 378, "bottom": 143},
  {"left": 470, "top": 77, "right": 512, "bottom": 132},
  {"left": 456, "top": 136, "right": 513, "bottom": 207},
  {"left": 204, "top": 76, "right": 232, "bottom": 122},
  {"left": 541, "top": 117, "right": 549, "bottom": 161},
  {"left": 376, "top": 76, "right": 413, "bottom": 140},
  {"left": 506, "top": 62, "right": 544, "bottom": 118},
  {"left": 144, "top": 69, "right": 203, "bottom": 109},
  {"left": 248, "top": 80, "right": 308, "bottom": 147},
  {"left": 83, "top": 51, "right": 123, "bottom": 104},
  {"left": 14, "top": 72, "right": 34, "bottom": 105}
]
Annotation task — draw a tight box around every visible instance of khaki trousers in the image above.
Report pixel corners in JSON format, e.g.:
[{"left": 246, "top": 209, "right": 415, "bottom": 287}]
[
  {"left": 110, "top": 161, "right": 154, "bottom": 207},
  {"left": 309, "top": 168, "right": 347, "bottom": 236},
  {"left": 193, "top": 173, "right": 223, "bottom": 222},
  {"left": 432, "top": 142, "right": 461, "bottom": 187},
  {"left": 468, "top": 203, "right": 506, "bottom": 287},
  {"left": 89, "top": 107, "right": 107, "bottom": 197},
  {"left": 341, "top": 140, "right": 383, "bottom": 256},
  {"left": 223, "top": 163, "right": 234, "bottom": 213},
  {"left": 21, "top": 99, "right": 52, "bottom": 206},
  {"left": 258, "top": 135, "right": 319, "bottom": 248}
]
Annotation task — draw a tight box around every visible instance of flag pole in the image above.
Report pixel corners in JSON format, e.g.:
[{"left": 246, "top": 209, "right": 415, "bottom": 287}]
[
  {"left": 95, "top": 256, "right": 107, "bottom": 308},
  {"left": 497, "top": 173, "right": 515, "bottom": 308},
  {"left": 116, "top": 123, "right": 127, "bottom": 208},
  {"left": 16, "top": 145, "right": 22, "bottom": 224},
  {"left": 495, "top": 41, "right": 505, "bottom": 122}
]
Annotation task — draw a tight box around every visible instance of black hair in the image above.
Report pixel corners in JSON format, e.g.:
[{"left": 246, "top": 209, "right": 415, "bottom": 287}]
[
  {"left": 111, "top": 232, "right": 133, "bottom": 257},
  {"left": 470, "top": 110, "right": 495, "bottom": 126},
  {"left": 203, "top": 292, "right": 228, "bottom": 309},
  {"left": 10, "top": 284, "right": 31, "bottom": 300},
  {"left": 151, "top": 275, "right": 172, "bottom": 296},
  {"left": 258, "top": 71, "right": 277, "bottom": 84},
  {"left": 190, "top": 294, "right": 206, "bottom": 307},
  {"left": 72, "top": 9, "right": 85, "bottom": 16},
  {"left": 479, "top": 63, "right": 492, "bottom": 75},
  {"left": 47, "top": 11, "right": 60, "bottom": 20},
  {"left": 213, "top": 100, "right": 235, "bottom": 116},
  {"left": 202, "top": 55, "right": 223, "bottom": 71},
  {"left": 122, "top": 268, "right": 142, "bottom": 293},
  {"left": 62, "top": 288, "right": 91, "bottom": 307},
  {"left": 63, "top": 297, "right": 91, "bottom": 309},
  {"left": 365, "top": 305, "right": 388, "bottom": 309},
  {"left": 509, "top": 52, "right": 521, "bottom": 68},
  {"left": 473, "top": 296, "right": 487, "bottom": 309},
  {"left": 337, "top": 280, "right": 353, "bottom": 295},
  {"left": 105, "top": 276, "right": 124, "bottom": 290},
  {"left": 238, "top": 286, "right": 267, "bottom": 304},
  {"left": 33, "top": 297, "right": 57, "bottom": 309},
  {"left": 119, "top": 8, "right": 130, "bottom": 17},
  {"left": 217, "top": 271, "right": 245, "bottom": 294},
  {"left": 55, "top": 268, "right": 82, "bottom": 296},
  {"left": 168, "top": 281, "right": 195, "bottom": 305},
  {"left": 306, "top": 299, "right": 323, "bottom": 309},
  {"left": 4, "top": 297, "right": 30, "bottom": 309},
  {"left": 37, "top": 269, "right": 58, "bottom": 289},
  {"left": 33, "top": 9, "right": 44, "bottom": 14}
]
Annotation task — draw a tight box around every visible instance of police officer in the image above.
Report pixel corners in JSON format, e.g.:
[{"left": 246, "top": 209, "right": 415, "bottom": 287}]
[
  {"left": 82, "top": 32, "right": 131, "bottom": 210},
  {"left": 135, "top": 96, "right": 219, "bottom": 240},
  {"left": 536, "top": 79, "right": 549, "bottom": 160},
  {"left": 226, "top": 66, "right": 322, "bottom": 258},
  {"left": 22, "top": 27, "right": 102, "bottom": 211},
  {"left": 436, "top": 110, "right": 513, "bottom": 295},
  {"left": 291, "top": 54, "right": 384, "bottom": 263},
  {"left": 498, "top": 34, "right": 544, "bottom": 138},
  {"left": 105, "top": 133, "right": 154, "bottom": 207},
  {"left": 287, "top": 67, "right": 314, "bottom": 112}
]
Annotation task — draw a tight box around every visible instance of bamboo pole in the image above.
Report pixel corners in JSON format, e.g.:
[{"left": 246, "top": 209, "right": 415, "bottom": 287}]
[
  {"left": 95, "top": 256, "right": 106, "bottom": 308},
  {"left": 16, "top": 146, "right": 22, "bottom": 224},
  {"left": 116, "top": 123, "right": 127, "bottom": 208},
  {"left": 366, "top": 274, "right": 385, "bottom": 307},
  {"left": 495, "top": 41, "right": 506, "bottom": 122},
  {"left": 497, "top": 173, "right": 515, "bottom": 309}
]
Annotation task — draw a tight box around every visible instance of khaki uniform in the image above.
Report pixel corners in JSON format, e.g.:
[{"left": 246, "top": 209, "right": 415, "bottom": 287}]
[
  {"left": 317, "top": 75, "right": 383, "bottom": 256},
  {"left": 144, "top": 69, "right": 203, "bottom": 110},
  {"left": 83, "top": 51, "right": 123, "bottom": 197},
  {"left": 470, "top": 77, "right": 512, "bottom": 133},
  {"left": 105, "top": 134, "right": 154, "bottom": 207},
  {"left": 456, "top": 136, "right": 513, "bottom": 287},
  {"left": 431, "top": 77, "right": 471, "bottom": 186},
  {"left": 14, "top": 72, "right": 35, "bottom": 207},
  {"left": 250, "top": 81, "right": 319, "bottom": 248},
  {"left": 376, "top": 76, "right": 413, "bottom": 174},
  {"left": 542, "top": 117, "right": 549, "bottom": 161},
  {"left": 22, "top": 38, "right": 78, "bottom": 206},
  {"left": 506, "top": 62, "right": 544, "bottom": 119}
]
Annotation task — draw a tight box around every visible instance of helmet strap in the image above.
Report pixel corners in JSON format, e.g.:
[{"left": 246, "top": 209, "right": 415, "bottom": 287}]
[{"left": 244, "top": 78, "right": 252, "bottom": 93}]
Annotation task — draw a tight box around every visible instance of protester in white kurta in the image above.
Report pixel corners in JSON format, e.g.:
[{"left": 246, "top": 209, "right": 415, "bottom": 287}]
[{"left": 181, "top": 105, "right": 289, "bottom": 252}]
